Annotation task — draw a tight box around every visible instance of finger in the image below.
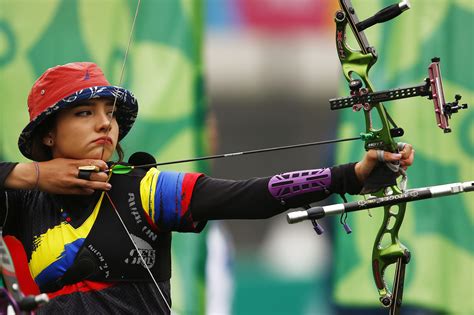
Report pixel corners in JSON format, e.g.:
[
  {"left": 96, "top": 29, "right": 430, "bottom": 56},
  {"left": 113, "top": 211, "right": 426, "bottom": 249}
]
[
  {"left": 75, "top": 187, "right": 96, "bottom": 195},
  {"left": 400, "top": 149, "right": 415, "bottom": 167},
  {"left": 400, "top": 144, "right": 413, "bottom": 159},
  {"left": 77, "top": 179, "right": 112, "bottom": 192},
  {"left": 76, "top": 159, "right": 108, "bottom": 171},
  {"left": 78, "top": 170, "right": 93, "bottom": 180},
  {"left": 88, "top": 172, "right": 109, "bottom": 182},
  {"left": 397, "top": 142, "right": 407, "bottom": 151},
  {"left": 383, "top": 152, "right": 402, "bottom": 162},
  {"left": 93, "top": 160, "right": 109, "bottom": 171}
]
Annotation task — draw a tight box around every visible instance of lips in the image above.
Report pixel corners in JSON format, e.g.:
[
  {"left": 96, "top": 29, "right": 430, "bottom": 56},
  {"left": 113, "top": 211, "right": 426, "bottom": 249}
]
[{"left": 93, "top": 136, "right": 113, "bottom": 145}]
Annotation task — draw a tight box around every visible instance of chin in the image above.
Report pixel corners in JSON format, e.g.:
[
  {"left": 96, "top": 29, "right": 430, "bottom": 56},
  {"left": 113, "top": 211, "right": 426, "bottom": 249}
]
[
  {"left": 87, "top": 150, "right": 113, "bottom": 161},
  {"left": 99, "top": 153, "right": 113, "bottom": 161},
  {"left": 102, "top": 150, "right": 115, "bottom": 161}
]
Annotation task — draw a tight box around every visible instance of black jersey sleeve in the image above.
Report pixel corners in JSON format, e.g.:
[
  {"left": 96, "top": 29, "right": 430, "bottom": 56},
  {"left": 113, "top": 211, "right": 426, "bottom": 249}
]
[
  {"left": 190, "top": 163, "right": 361, "bottom": 221},
  {"left": 0, "top": 162, "right": 25, "bottom": 236},
  {"left": 0, "top": 162, "right": 18, "bottom": 188}
]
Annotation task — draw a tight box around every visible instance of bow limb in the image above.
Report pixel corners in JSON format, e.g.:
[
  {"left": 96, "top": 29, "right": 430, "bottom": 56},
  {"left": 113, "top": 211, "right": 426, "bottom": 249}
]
[
  {"left": 335, "top": 0, "right": 410, "bottom": 311},
  {"left": 371, "top": 189, "right": 409, "bottom": 312}
]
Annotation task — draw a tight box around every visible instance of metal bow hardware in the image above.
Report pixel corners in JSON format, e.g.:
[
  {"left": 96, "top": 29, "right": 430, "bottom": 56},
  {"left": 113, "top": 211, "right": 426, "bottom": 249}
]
[{"left": 287, "top": 1, "right": 470, "bottom": 314}]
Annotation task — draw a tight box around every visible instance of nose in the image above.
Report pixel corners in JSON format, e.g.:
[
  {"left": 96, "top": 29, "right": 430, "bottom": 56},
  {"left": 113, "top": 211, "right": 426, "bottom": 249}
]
[{"left": 97, "top": 109, "right": 113, "bottom": 133}]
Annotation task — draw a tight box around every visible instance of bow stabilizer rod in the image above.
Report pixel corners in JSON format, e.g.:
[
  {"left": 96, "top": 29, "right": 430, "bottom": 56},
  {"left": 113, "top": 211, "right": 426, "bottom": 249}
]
[{"left": 287, "top": 181, "right": 474, "bottom": 223}]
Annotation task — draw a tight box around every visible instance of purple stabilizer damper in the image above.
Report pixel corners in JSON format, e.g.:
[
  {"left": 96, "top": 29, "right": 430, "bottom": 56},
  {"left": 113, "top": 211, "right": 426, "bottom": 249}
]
[{"left": 268, "top": 168, "right": 331, "bottom": 201}]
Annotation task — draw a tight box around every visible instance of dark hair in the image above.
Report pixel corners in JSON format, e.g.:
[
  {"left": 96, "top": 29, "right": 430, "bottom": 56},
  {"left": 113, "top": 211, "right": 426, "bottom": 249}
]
[
  {"left": 115, "top": 143, "right": 124, "bottom": 162},
  {"left": 29, "top": 113, "right": 124, "bottom": 163}
]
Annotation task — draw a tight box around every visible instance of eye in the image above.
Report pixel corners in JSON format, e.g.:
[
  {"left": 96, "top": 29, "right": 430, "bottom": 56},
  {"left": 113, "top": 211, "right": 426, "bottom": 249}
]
[{"left": 75, "top": 110, "right": 91, "bottom": 117}]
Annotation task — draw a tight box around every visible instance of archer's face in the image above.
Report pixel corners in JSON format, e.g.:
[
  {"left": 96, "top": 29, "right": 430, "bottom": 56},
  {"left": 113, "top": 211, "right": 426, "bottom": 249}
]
[{"left": 44, "top": 98, "right": 119, "bottom": 161}]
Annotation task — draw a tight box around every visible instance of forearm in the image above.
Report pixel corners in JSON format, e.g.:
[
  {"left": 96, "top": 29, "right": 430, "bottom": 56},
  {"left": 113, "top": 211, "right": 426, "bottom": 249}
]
[
  {"left": 3, "top": 159, "right": 112, "bottom": 195},
  {"left": 2, "top": 162, "right": 37, "bottom": 190},
  {"left": 191, "top": 176, "right": 285, "bottom": 221},
  {"left": 271, "top": 162, "right": 361, "bottom": 208},
  {"left": 191, "top": 163, "right": 362, "bottom": 221}
]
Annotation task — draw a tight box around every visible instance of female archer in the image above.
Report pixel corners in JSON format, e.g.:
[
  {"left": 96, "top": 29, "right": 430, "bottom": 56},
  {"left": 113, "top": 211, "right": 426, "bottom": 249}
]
[{"left": 0, "top": 62, "right": 413, "bottom": 314}]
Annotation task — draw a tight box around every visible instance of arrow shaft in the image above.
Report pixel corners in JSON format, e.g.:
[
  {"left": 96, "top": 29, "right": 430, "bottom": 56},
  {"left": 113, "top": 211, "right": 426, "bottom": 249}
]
[{"left": 139, "top": 136, "right": 361, "bottom": 168}]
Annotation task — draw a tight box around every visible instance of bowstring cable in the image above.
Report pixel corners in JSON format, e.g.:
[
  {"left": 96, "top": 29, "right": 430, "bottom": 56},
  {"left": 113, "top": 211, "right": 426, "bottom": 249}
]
[
  {"left": 105, "top": 192, "right": 171, "bottom": 310},
  {"left": 100, "top": 0, "right": 141, "bottom": 161},
  {"left": 97, "top": 0, "right": 172, "bottom": 311}
]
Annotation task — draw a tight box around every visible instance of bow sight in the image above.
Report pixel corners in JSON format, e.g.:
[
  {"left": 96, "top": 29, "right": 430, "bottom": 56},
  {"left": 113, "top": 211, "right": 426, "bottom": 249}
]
[{"left": 330, "top": 57, "right": 468, "bottom": 133}]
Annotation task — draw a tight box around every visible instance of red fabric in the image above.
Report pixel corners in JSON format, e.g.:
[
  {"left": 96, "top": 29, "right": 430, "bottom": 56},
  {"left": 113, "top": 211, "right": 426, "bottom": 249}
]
[
  {"left": 47, "top": 281, "right": 114, "bottom": 299},
  {"left": 237, "top": 0, "right": 335, "bottom": 32},
  {"left": 142, "top": 209, "right": 159, "bottom": 232},
  {"left": 27, "top": 62, "right": 110, "bottom": 120},
  {"left": 3, "top": 236, "right": 40, "bottom": 295},
  {"left": 180, "top": 173, "right": 203, "bottom": 217}
]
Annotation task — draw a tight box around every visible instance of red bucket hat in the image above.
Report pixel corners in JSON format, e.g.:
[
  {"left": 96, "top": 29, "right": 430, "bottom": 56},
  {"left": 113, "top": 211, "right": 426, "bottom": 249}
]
[{"left": 18, "top": 62, "right": 138, "bottom": 160}]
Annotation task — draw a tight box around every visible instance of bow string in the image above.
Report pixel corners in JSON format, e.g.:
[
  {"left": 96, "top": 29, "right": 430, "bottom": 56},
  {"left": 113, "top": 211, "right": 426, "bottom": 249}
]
[{"left": 97, "top": 0, "right": 172, "bottom": 312}]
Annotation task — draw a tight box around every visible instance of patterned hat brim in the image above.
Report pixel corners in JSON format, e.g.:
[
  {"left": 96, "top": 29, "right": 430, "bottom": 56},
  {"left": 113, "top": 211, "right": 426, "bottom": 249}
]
[{"left": 19, "top": 86, "right": 138, "bottom": 160}]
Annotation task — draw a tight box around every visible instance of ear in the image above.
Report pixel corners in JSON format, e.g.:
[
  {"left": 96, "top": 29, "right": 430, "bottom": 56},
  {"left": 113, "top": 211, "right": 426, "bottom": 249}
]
[{"left": 42, "top": 132, "right": 55, "bottom": 147}]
